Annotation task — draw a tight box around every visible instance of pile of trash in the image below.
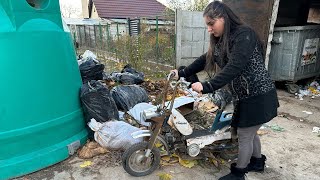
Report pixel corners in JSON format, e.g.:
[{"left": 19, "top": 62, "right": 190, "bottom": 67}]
[
  {"left": 77, "top": 51, "right": 233, "bottom": 161},
  {"left": 295, "top": 80, "right": 320, "bottom": 100}
]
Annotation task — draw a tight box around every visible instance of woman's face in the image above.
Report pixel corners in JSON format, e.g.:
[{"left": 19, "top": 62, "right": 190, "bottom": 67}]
[{"left": 204, "top": 16, "right": 225, "bottom": 37}]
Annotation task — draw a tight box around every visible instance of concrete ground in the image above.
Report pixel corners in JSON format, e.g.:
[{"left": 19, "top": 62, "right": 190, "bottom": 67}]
[{"left": 15, "top": 89, "right": 320, "bottom": 180}]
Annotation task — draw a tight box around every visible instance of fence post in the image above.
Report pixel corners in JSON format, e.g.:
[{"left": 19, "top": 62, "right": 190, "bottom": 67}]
[
  {"left": 73, "top": 31, "right": 77, "bottom": 54},
  {"left": 116, "top": 23, "right": 120, "bottom": 61},
  {"left": 99, "top": 23, "right": 103, "bottom": 54},
  {"left": 88, "top": 25, "right": 91, "bottom": 49},
  {"left": 78, "top": 26, "right": 82, "bottom": 48},
  {"left": 83, "top": 26, "right": 86, "bottom": 48},
  {"left": 156, "top": 16, "right": 159, "bottom": 62},
  {"left": 173, "top": 32, "right": 176, "bottom": 66},
  {"left": 106, "top": 24, "right": 110, "bottom": 51},
  {"left": 93, "top": 25, "right": 97, "bottom": 54}
]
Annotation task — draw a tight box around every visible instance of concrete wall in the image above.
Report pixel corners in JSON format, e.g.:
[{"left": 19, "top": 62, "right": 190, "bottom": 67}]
[{"left": 175, "top": 10, "right": 208, "bottom": 67}]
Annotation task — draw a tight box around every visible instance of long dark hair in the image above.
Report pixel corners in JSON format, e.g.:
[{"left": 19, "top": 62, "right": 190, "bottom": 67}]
[{"left": 203, "top": 1, "right": 243, "bottom": 73}]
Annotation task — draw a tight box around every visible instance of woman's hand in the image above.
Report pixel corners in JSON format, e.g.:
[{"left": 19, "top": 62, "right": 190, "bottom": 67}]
[
  {"left": 191, "top": 82, "right": 203, "bottom": 93},
  {"left": 170, "top": 69, "right": 179, "bottom": 79}
]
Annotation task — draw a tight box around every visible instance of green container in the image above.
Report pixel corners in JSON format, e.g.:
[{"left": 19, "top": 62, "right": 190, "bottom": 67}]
[{"left": 0, "top": 1, "right": 87, "bottom": 179}]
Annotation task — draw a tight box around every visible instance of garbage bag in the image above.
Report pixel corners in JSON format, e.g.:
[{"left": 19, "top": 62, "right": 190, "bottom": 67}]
[
  {"left": 80, "top": 80, "right": 119, "bottom": 123},
  {"left": 77, "top": 50, "right": 99, "bottom": 65},
  {"left": 111, "top": 85, "right": 149, "bottom": 111},
  {"left": 211, "top": 89, "right": 232, "bottom": 109},
  {"left": 79, "top": 58, "right": 104, "bottom": 83},
  {"left": 109, "top": 64, "right": 144, "bottom": 85},
  {"left": 88, "top": 118, "right": 143, "bottom": 150},
  {"left": 110, "top": 72, "right": 144, "bottom": 85}
]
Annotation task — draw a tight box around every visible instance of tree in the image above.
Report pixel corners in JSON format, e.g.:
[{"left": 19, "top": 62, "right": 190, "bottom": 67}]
[
  {"left": 187, "top": 0, "right": 210, "bottom": 11},
  {"left": 167, "top": 0, "right": 210, "bottom": 11},
  {"left": 60, "top": 3, "right": 81, "bottom": 18},
  {"left": 167, "top": 0, "right": 188, "bottom": 10}
]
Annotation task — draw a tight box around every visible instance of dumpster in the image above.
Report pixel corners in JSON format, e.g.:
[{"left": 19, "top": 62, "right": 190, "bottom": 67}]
[
  {"left": 0, "top": 0, "right": 87, "bottom": 179},
  {"left": 268, "top": 25, "right": 320, "bottom": 93}
]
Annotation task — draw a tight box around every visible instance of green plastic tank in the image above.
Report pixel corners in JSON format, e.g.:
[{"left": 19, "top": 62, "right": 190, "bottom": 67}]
[{"left": 0, "top": 0, "right": 87, "bottom": 179}]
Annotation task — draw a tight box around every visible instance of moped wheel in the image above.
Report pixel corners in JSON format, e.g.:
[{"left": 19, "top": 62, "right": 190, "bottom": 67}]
[{"left": 122, "top": 142, "right": 160, "bottom": 177}]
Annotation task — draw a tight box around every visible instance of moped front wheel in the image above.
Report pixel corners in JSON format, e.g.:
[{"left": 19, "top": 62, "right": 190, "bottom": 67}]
[{"left": 122, "top": 142, "right": 160, "bottom": 177}]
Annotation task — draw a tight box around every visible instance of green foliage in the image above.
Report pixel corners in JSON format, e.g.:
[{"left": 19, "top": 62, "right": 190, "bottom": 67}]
[{"left": 109, "top": 23, "right": 175, "bottom": 71}]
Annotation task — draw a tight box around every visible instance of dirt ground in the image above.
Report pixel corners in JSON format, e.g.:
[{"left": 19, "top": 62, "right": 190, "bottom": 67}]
[{"left": 13, "top": 88, "right": 320, "bottom": 180}]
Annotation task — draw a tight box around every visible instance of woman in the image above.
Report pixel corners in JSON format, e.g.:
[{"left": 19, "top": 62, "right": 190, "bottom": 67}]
[{"left": 171, "top": 1, "right": 279, "bottom": 180}]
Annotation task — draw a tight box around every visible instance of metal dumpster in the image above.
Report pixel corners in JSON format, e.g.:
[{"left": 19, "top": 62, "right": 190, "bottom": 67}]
[
  {"left": 268, "top": 25, "right": 320, "bottom": 93},
  {"left": 0, "top": 0, "right": 87, "bottom": 179}
]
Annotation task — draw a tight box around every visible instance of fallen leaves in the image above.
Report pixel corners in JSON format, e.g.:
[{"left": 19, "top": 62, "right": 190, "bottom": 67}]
[
  {"left": 78, "top": 141, "right": 109, "bottom": 159},
  {"left": 257, "top": 129, "right": 269, "bottom": 136},
  {"left": 173, "top": 154, "right": 198, "bottom": 168},
  {"left": 160, "top": 154, "right": 198, "bottom": 168},
  {"left": 80, "top": 161, "right": 92, "bottom": 168},
  {"left": 161, "top": 155, "right": 179, "bottom": 166},
  {"left": 157, "top": 173, "right": 173, "bottom": 180}
]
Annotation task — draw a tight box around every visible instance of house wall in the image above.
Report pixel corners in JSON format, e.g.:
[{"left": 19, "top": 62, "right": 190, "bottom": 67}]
[{"left": 91, "top": 4, "right": 99, "bottom": 19}]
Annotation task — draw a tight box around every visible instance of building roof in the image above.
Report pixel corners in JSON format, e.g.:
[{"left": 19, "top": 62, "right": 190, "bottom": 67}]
[{"left": 92, "top": 0, "right": 168, "bottom": 19}]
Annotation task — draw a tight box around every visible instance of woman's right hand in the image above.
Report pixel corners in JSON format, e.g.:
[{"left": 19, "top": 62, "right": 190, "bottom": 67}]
[{"left": 170, "top": 69, "right": 179, "bottom": 79}]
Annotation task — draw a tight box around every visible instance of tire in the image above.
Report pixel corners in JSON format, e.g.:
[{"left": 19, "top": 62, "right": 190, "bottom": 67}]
[
  {"left": 122, "top": 142, "right": 160, "bottom": 177},
  {"left": 286, "top": 84, "right": 299, "bottom": 94}
]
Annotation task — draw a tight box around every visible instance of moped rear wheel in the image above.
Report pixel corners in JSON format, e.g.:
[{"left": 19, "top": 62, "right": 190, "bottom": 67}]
[{"left": 122, "top": 142, "right": 160, "bottom": 177}]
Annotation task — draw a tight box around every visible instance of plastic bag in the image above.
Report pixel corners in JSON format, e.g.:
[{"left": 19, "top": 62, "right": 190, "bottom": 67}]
[
  {"left": 88, "top": 119, "right": 143, "bottom": 150},
  {"left": 110, "top": 72, "right": 144, "bottom": 85},
  {"left": 78, "top": 50, "right": 99, "bottom": 65},
  {"left": 78, "top": 51, "right": 104, "bottom": 83},
  {"left": 111, "top": 85, "right": 149, "bottom": 111},
  {"left": 80, "top": 80, "right": 119, "bottom": 123},
  {"left": 79, "top": 58, "right": 104, "bottom": 83},
  {"left": 109, "top": 64, "right": 144, "bottom": 85}
]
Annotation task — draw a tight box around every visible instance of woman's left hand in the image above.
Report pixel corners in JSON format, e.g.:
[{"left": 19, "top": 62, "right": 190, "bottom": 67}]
[{"left": 191, "top": 82, "right": 203, "bottom": 93}]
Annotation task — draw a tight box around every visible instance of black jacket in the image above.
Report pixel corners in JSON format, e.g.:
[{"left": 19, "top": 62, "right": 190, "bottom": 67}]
[{"left": 178, "top": 25, "right": 279, "bottom": 127}]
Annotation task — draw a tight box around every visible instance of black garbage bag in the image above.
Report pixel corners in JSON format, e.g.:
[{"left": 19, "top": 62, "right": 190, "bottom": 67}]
[
  {"left": 109, "top": 64, "right": 144, "bottom": 85},
  {"left": 79, "top": 57, "right": 104, "bottom": 83},
  {"left": 211, "top": 89, "right": 233, "bottom": 109},
  {"left": 80, "top": 80, "right": 119, "bottom": 123},
  {"left": 110, "top": 72, "right": 144, "bottom": 85},
  {"left": 111, "top": 85, "right": 149, "bottom": 111}
]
